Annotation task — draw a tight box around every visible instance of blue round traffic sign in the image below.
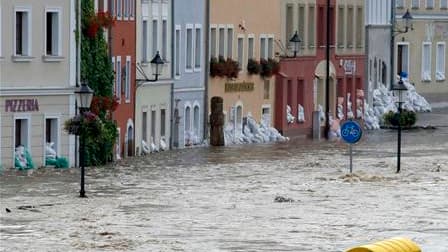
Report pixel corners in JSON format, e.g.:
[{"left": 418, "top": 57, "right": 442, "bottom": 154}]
[{"left": 340, "top": 120, "right": 362, "bottom": 144}]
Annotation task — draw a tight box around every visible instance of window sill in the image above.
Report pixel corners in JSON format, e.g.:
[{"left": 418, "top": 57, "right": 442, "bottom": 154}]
[
  {"left": 12, "top": 55, "right": 35, "bottom": 62},
  {"left": 42, "top": 55, "right": 65, "bottom": 62},
  {"left": 174, "top": 75, "right": 181, "bottom": 80},
  {"left": 194, "top": 67, "right": 202, "bottom": 72},
  {"left": 185, "top": 68, "right": 193, "bottom": 73}
]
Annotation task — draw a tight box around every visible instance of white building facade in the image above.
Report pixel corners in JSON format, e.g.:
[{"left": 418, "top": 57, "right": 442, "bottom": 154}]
[{"left": 0, "top": 0, "right": 77, "bottom": 168}]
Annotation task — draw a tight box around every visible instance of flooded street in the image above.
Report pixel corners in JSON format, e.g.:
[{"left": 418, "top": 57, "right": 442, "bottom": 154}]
[{"left": 1, "top": 108, "right": 448, "bottom": 251}]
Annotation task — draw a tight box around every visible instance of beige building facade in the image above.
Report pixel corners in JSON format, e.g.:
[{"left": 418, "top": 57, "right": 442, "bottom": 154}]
[
  {"left": 0, "top": 0, "right": 77, "bottom": 168},
  {"left": 209, "top": 0, "right": 281, "bottom": 134},
  {"left": 395, "top": 0, "right": 448, "bottom": 94}
]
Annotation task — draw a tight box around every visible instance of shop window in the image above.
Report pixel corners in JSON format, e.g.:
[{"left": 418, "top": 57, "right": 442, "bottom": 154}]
[
  {"left": 193, "top": 106, "right": 200, "bottom": 137},
  {"left": 185, "top": 106, "right": 191, "bottom": 132},
  {"left": 151, "top": 110, "right": 156, "bottom": 141},
  {"left": 422, "top": 42, "right": 431, "bottom": 81},
  {"left": 262, "top": 107, "right": 271, "bottom": 126},
  {"left": 15, "top": 118, "right": 29, "bottom": 148},
  {"left": 45, "top": 118, "right": 59, "bottom": 155},
  {"left": 397, "top": 43, "right": 409, "bottom": 77},
  {"left": 160, "top": 109, "right": 166, "bottom": 137},
  {"left": 142, "top": 111, "right": 147, "bottom": 142}
]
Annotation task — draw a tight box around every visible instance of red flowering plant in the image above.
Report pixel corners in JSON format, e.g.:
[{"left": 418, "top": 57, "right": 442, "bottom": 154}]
[
  {"left": 90, "top": 96, "right": 118, "bottom": 119},
  {"left": 84, "top": 11, "right": 115, "bottom": 38},
  {"left": 64, "top": 111, "right": 102, "bottom": 136}
]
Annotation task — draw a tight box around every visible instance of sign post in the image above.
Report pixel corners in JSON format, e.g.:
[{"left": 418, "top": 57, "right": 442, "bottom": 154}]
[{"left": 340, "top": 120, "right": 363, "bottom": 173}]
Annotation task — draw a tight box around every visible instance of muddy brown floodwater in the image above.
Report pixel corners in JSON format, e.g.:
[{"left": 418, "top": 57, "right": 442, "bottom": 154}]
[{"left": 1, "top": 108, "right": 448, "bottom": 251}]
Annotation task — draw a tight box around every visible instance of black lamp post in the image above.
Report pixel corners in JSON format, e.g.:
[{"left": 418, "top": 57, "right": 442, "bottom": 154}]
[
  {"left": 150, "top": 51, "right": 165, "bottom": 81},
  {"left": 289, "top": 31, "right": 301, "bottom": 58},
  {"left": 392, "top": 75, "right": 408, "bottom": 173},
  {"left": 75, "top": 81, "right": 94, "bottom": 198}
]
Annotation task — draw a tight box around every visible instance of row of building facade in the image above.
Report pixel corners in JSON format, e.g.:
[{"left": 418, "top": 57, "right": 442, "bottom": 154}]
[{"left": 1, "top": 0, "right": 447, "bottom": 168}]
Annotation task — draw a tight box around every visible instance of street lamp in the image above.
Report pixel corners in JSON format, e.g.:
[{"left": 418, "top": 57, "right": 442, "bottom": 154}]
[
  {"left": 150, "top": 51, "right": 165, "bottom": 81},
  {"left": 391, "top": 74, "right": 408, "bottom": 173},
  {"left": 75, "top": 80, "right": 94, "bottom": 198},
  {"left": 289, "top": 31, "right": 301, "bottom": 58}
]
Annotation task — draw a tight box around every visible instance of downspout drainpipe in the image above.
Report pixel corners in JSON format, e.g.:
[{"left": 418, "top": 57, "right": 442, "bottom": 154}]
[
  {"left": 170, "top": 0, "right": 175, "bottom": 149},
  {"left": 75, "top": 0, "right": 81, "bottom": 167},
  {"left": 203, "top": 0, "right": 210, "bottom": 142},
  {"left": 324, "top": 0, "right": 331, "bottom": 139},
  {"left": 390, "top": 0, "right": 396, "bottom": 90}
]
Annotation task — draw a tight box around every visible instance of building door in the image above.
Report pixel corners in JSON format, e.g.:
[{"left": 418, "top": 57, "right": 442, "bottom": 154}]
[{"left": 127, "top": 125, "right": 134, "bottom": 157}]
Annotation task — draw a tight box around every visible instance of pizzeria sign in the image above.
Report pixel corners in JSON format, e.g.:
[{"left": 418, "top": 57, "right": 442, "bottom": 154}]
[{"left": 5, "top": 99, "right": 40, "bottom": 112}]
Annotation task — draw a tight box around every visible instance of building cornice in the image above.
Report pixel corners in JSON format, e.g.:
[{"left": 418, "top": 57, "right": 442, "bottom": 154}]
[
  {"left": 396, "top": 13, "right": 448, "bottom": 20},
  {"left": 0, "top": 87, "right": 75, "bottom": 96}
]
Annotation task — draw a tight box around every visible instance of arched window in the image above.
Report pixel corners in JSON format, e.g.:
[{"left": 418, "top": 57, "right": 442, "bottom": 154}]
[{"left": 193, "top": 106, "right": 200, "bottom": 136}]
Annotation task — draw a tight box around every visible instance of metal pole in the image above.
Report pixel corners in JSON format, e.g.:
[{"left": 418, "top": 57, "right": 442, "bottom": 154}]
[
  {"left": 80, "top": 110, "right": 86, "bottom": 197},
  {"left": 397, "top": 102, "right": 402, "bottom": 173},
  {"left": 325, "top": 0, "right": 331, "bottom": 139},
  {"left": 390, "top": 0, "right": 396, "bottom": 90},
  {"left": 349, "top": 144, "right": 353, "bottom": 173}
]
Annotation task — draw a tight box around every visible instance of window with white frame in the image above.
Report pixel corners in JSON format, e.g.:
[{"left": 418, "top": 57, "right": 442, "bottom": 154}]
[
  {"left": 268, "top": 37, "right": 274, "bottom": 58},
  {"left": 15, "top": 8, "right": 31, "bottom": 56},
  {"left": 441, "top": 0, "right": 448, "bottom": 8},
  {"left": 0, "top": 5, "right": 2, "bottom": 57},
  {"left": 45, "top": 117, "right": 59, "bottom": 156},
  {"left": 45, "top": 9, "right": 61, "bottom": 56},
  {"left": 124, "top": 0, "right": 128, "bottom": 18},
  {"left": 397, "top": 43, "right": 409, "bottom": 77},
  {"left": 14, "top": 117, "right": 30, "bottom": 149},
  {"left": 260, "top": 37, "right": 266, "bottom": 59},
  {"left": 116, "top": 56, "right": 122, "bottom": 101},
  {"left": 237, "top": 36, "right": 244, "bottom": 69},
  {"left": 426, "top": 0, "right": 434, "bottom": 8},
  {"left": 125, "top": 56, "right": 131, "bottom": 102},
  {"left": 185, "top": 106, "right": 191, "bottom": 132},
  {"left": 150, "top": 110, "right": 156, "bottom": 142},
  {"left": 142, "top": 19, "right": 148, "bottom": 62},
  {"left": 396, "top": 0, "right": 404, "bottom": 8},
  {"left": 186, "top": 25, "right": 193, "bottom": 70},
  {"left": 248, "top": 36, "right": 254, "bottom": 60},
  {"left": 142, "top": 111, "right": 147, "bottom": 142},
  {"left": 175, "top": 26, "right": 181, "bottom": 77},
  {"left": 227, "top": 27, "right": 233, "bottom": 59},
  {"left": 195, "top": 25, "right": 202, "bottom": 69},
  {"left": 193, "top": 106, "right": 200, "bottom": 137},
  {"left": 152, "top": 19, "right": 158, "bottom": 56},
  {"left": 436, "top": 42, "right": 446, "bottom": 80},
  {"left": 411, "top": 0, "right": 419, "bottom": 8},
  {"left": 110, "top": 0, "right": 115, "bottom": 17},
  {"left": 422, "top": 42, "right": 431, "bottom": 81},
  {"left": 130, "top": 0, "right": 134, "bottom": 18},
  {"left": 162, "top": 19, "right": 167, "bottom": 60},
  {"left": 210, "top": 27, "right": 217, "bottom": 58},
  {"left": 160, "top": 109, "right": 166, "bottom": 137},
  {"left": 219, "top": 27, "right": 225, "bottom": 57},
  {"left": 116, "top": 127, "right": 121, "bottom": 158},
  {"left": 117, "top": 0, "right": 122, "bottom": 19}
]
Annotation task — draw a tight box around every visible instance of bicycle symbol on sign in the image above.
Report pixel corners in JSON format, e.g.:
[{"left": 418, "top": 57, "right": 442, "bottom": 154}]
[{"left": 341, "top": 125, "right": 360, "bottom": 138}]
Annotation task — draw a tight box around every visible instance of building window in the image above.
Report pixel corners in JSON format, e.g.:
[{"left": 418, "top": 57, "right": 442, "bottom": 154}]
[
  {"left": 112, "top": 57, "right": 116, "bottom": 94},
  {"left": 436, "top": 42, "right": 446, "bottom": 80},
  {"left": 219, "top": 27, "right": 225, "bottom": 57},
  {"left": 124, "top": 0, "right": 128, "bottom": 18},
  {"left": 337, "top": 6, "right": 345, "bottom": 47},
  {"left": 142, "top": 19, "right": 148, "bottom": 62},
  {"left": 426, "top": 0, "right": 434, "bottom": 9},
  {"left": 162, "top": 19, "right": 167, "bottom": 60},
  {"left": 130, "top": 0, "right": 134, "bottom": 18},
  {"left": 356, "top": 7, "right": 363, "bottom": 48},
  {"left": 441, "top": 0, "right": 448, "bottom": 9},
  {"left": 308, "top": 5, "right": 315, "bottom": 47},
  {"left": 262, "top": 107, "right": 271, "bottom": 126},
  {"left": 152, "top": 19, "right": 158, "bottom": 56},
  {"left": 116, "top": 128, "right": 121, "bottom": 158},
  {"left": 186, "top": 26, "right": 193, "bottom": 70},
  {"left": 237, "top": 37, "right": 244, "bottom": 69},
  {"left": 117, "top": 0, "right": 122, "bottom": 18},
  {"left": 45, "top": 10, "right": 60, "bottom": 56},
  {"left": 45, "top": 118, "right": 59, "bottom": 156},
  {"left": 151, "top": 110, "right": 156, "bottom": 143},
  {"left": 185, "top": 106, "right": 191, "bottom": 132},
  {"left": 15, "top": 9, "right": 31, "bottom": 56},
  {"left": 175, "top": 26, "right": 181, "bottom": 77},
  {"left": 142, "top": 111, "right": 147, "bottom": 142},
  {"left": 396, "top": 0, "right": 404, "bottom": 8},
  {"left": 227, "top": 27, "right": 233, "bottom": 59},
  {"left": 347, "top": 7, "right": 354, "bottom": 48},
  {"left": 125, "top": 56, "right": 131, "bottom": 102},
  {"left": 422, "top": 42, "right": 431, "bottom": 81},
  {"left": 298, "top": 5, "right": 305, "bottom": 48},
  {"left": 0, "top": 5, "right": 2, "bottom": 57},
  {"left": 286, "top": 4, "right": 294, "bottom": 46},
  {"left": 268, "top": 37, "right": 274, "bottom": 58},
  {"left": 116, "top": 56, "right": 122, "bottom": 101},
  {"left": 14, "top": 118, "right": 29, "bottom": 149},
  {"left": 195, "top": 26, "right": 202, "bottom": 69},
  {"left": 210, "top": 27, "right": 217, "bottom": 58},
  {"left": 397, "top": 43, "right": 409, "bottom": 79},
  {"left": 248, "top": 36, "right": 254, "bottom": 60},
  {"left": 110, "top": 0, "right": 115, "bottom": 17},
  {"left": 264, "top": 80, "right": 270, "bottom": 99},
  {"left": 160, "top": 109, "right": 166, "bottom": 137},
  {"left": 412, "top": 0, "right": 419, "bottom": 8},
  {"left": 193, "top": 106, "right": 200, "bottom": 137},
  {"left": 260, "top": 37, "right": 266, "bottom": 59}
]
